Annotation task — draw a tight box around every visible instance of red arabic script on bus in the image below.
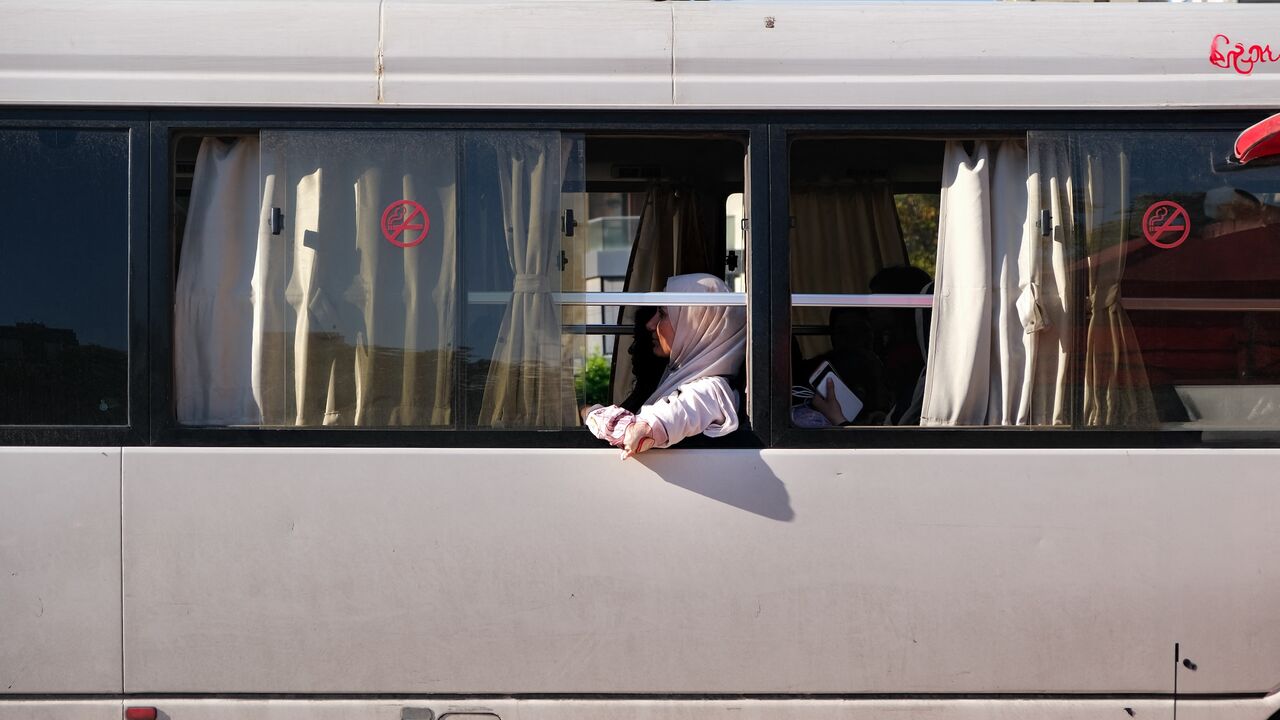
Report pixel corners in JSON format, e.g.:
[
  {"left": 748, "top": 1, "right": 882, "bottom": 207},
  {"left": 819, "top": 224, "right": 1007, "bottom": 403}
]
[{"left": 1210, "top": 35, "right": 1280, "bottom": 76}]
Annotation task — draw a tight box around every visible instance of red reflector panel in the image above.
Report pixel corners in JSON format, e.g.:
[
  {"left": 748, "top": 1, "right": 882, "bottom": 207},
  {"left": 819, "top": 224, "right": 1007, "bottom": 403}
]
[
  {"left": 125, "top": 708, "right": 158, "bottom": 720},
  {"left": 1234, "top": 113, "right": 1280, "bottom": 165}
]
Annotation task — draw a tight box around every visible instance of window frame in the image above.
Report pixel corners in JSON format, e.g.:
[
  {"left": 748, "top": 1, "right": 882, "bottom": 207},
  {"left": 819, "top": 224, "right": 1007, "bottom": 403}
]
[
  {"left": 1, "top": 109, "right": 1271, "bottom": 448},
  {"left": 147, "top": 110, "right": 771, "bottom": 448},
  {"left": 0, "top": 110, "right": 149, "bottom": 446}
]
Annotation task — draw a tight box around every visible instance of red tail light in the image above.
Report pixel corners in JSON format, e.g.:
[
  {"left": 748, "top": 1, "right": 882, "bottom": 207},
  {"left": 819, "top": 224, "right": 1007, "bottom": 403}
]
[{"left": 125, "top": 708, "right": 158, "bottom": 720}]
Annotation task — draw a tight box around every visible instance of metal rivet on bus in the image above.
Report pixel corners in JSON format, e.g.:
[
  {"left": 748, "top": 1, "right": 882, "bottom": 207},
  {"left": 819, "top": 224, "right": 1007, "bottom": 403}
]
[
  {"left": 1182, "top": 658, "right": 1197, "bottom": 671},
  {"left": 764, "top": 16, "right": 775, "bottom": 28},
  {"left": 124, "top": 708, "right": 158, "bottom": 720}
]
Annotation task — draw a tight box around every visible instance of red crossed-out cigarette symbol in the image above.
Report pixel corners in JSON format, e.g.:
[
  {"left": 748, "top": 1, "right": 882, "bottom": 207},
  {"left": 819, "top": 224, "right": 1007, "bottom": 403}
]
[
  {"left": 380, "top": 200, "right": 430, "bottom": 248},
  {"left": 1142, "top": 200, "right": 1190, "bottom": 250}
]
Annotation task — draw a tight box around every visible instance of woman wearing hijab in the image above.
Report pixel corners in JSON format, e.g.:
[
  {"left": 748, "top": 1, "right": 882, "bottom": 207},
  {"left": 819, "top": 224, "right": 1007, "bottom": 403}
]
[{"left": 584, "top": 273, "right": 746, "bottom": 459}]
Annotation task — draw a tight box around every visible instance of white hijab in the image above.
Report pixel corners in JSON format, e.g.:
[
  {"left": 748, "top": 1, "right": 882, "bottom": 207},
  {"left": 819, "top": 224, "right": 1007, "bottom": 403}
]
[{"left": 646, "top": 274, "right": 746, "bottom": 404}]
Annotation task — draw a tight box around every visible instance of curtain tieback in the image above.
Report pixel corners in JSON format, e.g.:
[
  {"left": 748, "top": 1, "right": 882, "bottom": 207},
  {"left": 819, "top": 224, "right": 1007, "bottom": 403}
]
[
  {"left": 512, "top": 274, "right": 553, "bottom": 293},
  {"left": 1087, "top": 285, "right": 1122, "bottom": 312},
  {"left": 1018, "top": 282, "right": 1048, "bottom": 334}
]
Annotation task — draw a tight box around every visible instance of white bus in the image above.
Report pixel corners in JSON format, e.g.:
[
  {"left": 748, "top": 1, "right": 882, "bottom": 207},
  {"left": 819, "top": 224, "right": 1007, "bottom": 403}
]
[{"left": 4, "top": 2, "right": 1280, "bottom": 719}]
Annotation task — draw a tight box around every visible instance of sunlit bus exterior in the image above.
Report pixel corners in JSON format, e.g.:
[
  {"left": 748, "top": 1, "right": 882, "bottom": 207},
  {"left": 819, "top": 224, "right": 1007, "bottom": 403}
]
[{"left": 4, "top": 2, "right": 1280, "bottom": 719}]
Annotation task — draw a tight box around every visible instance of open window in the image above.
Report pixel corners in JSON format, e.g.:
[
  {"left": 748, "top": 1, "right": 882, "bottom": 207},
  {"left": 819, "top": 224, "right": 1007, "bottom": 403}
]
[{"left": 170, "top": 130, "right": 747, "bottom": 434}]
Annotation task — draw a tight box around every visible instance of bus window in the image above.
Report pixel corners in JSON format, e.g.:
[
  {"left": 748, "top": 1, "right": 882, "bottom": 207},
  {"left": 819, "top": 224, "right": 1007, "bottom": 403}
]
[
  {"left": 788, "top": 138, "right": 943, "bottom": 428},
  {"left": 172, "top": 131, "right": 747, "bottom": 433},
  {"left": 1047, "top": 130, "right": 1280, "bottom": 435},
  {"left": 789, "top": 131, "right": 1280, "bottom": 438},
  {"left": 0, "top": 129, "right": 129, "bottom": 426}
]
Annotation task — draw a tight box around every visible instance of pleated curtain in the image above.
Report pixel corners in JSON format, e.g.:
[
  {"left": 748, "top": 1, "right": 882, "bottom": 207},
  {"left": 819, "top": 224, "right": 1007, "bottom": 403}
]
[
  {"left": 477, "top": 133, "right": 575, "bottom": 428},
  {"left": 1080, "top": 143, "right": 1158, "bottom": 427},
  {"left": 921, "top": 140, "right": 1041, "bottom": 426},
  {"left": 920, "top": 137, "right": 1155, "bottom": 427},
  {"left": 1026, "top": 136, "right": 1075, "bottom": 426},
  {"left": 174, "top": 137, "right": 261, "bottom": 425}
]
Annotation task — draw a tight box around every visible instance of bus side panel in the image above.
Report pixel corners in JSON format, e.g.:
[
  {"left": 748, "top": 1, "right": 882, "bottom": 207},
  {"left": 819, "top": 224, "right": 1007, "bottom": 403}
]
[
  {"left": 121, "top": 448, "right": 1279, "bottom": 695},
  {"left": 0, "top": 448, "right": 122, "bottom": 694}
]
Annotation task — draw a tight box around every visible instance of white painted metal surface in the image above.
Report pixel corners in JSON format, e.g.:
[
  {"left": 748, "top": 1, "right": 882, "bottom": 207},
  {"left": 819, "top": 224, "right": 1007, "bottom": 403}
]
[
  {"left": 122, "top": 448, "right": 1280, "bottom": 696},
  {"left": 0, "top": 701, "right": 119, "bottom": 720},
  {"left": 44, "top": 698, "right": 1180, "bottom": 720},
  {"left": 0, "top": 0, "right": 378, "bottom": 107},
  {"left": 0, "top": 449, "right": 121, "bottom": 693},
  {"left": 4, "top": 696, "right": 1280, "bottom": 720},
  {"left": 381, "top": 1, "right": 673, "bottom": 107},
  {"left": 2, "top": 1, "right": 1279, "bottom": 109},
  {"left": 673, "top": 3, "right": 1280, "bottom": 109}
]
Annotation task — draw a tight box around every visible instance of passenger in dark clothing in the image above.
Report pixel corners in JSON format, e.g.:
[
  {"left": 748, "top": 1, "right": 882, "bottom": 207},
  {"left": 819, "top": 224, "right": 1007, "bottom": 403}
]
[
  {"left": 792, "top": 265, "right": 932, "bottom": 427},
  {"left": 795, "top": 308, "right": 891, "bottom": 426},
  {"left": 867, "top": 265, "right": 932, "bottom": 425},
  {"left": 620, "top": 307, "right": 669, "bottom": 414}
]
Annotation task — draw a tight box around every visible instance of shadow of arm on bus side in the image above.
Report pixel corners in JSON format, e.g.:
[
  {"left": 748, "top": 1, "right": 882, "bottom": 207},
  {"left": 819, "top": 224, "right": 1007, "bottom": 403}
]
[{"left": 632, "top": 449, "right": 795, "bottom": 523}]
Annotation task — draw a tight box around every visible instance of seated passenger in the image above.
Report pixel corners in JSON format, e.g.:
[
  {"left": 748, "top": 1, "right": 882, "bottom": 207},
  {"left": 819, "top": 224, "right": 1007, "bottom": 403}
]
[
  {"left": 867, "top": 265, "right": 932, "bottom": 425},
  {"left": 792, "top": 308, "right": 891, "bottom": 427},
  {"left": 583, "top": 273, "right": 745, "bottom": 458}
]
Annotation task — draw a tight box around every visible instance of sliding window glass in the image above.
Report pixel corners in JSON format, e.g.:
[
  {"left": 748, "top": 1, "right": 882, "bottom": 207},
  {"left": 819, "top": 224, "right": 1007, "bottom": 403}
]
[
  {"left": 1034, "top": 130, "right": 1280, "bottom": 437},
  {"left": 0, "top": 129, "right": 129, "bottom": 426}
]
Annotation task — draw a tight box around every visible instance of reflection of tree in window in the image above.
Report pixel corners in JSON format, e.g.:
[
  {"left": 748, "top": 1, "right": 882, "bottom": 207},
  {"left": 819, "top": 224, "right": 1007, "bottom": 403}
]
[{"left": 893, "top": 193, "right": 939, "bottom": 278}]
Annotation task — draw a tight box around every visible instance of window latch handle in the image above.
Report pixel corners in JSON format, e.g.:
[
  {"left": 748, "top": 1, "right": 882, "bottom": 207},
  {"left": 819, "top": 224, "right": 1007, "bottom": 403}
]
[
  {"left": 1038, "top": 208, "right": 1052, "bottom": 238},
  {"left": 562, "top": 209, "right": 578, "bottom": 237},
  {"left": 269, "top": 207, "right": 284, "bottom": 236}
]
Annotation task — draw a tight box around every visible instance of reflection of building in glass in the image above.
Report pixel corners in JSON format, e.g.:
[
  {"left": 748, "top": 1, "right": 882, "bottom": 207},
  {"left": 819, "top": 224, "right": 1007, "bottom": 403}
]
[
  {"left": 584, "top": 192, "right": 645, "bottom": 359},
  {"left": 0, "top": 322, "right": 78, "bottom": 360},
  {"left": 0, "top": 323, "right": 127, "bottom": 426}
]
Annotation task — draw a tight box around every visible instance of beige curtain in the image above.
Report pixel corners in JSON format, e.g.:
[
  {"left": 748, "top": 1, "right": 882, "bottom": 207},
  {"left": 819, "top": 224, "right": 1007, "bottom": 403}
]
[
  {"left": 790, "top": 181, "right": 905, "bottom": 357},
  {"left": 920, "top": 143, "right": 995, "bottom": 425},
  {"left": 175, "top": 131, "right": 459, "bottom": 427},
  {"left": 921, "top": 136, "right": 1155, "bottom": 428},
  {"left": 609, "top": 188, "right": 711, "bottom": 405},
  {"left": 1026, "top": 136, "right": 1075, "bottom": 426},
  {"left": 986, "top": 139, "right": 1037, "bottom": 425},
  {"left": 478, "top": 133, "right": 574, "bottom": 428},
  {"left": 1080, "top": 144, "right": 1157, "bottom": 426},
  {"left": 921, "top": 140, "right": 1043, "bottom": 427},
  {"left": 175, "top": 137, "right": 262, "bottom": 425}
]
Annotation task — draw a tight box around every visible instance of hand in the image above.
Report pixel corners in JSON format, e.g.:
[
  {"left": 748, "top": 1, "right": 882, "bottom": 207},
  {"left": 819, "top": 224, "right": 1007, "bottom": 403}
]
[
  {"left": 621, "top": 419, "right": 656, "bottom": 459},
  {"left": 811, "top": 378, "right": 844, "bottom": 426}
]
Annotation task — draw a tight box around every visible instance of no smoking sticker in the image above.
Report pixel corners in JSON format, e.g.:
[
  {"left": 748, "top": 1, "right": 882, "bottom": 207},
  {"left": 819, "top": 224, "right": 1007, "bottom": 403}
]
[
  {"left": 381, "top": 200, "right": 430, "bottom": 248},
  {"left": 1142, "top": 200, "right": 1191, "bottom": 250}
]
